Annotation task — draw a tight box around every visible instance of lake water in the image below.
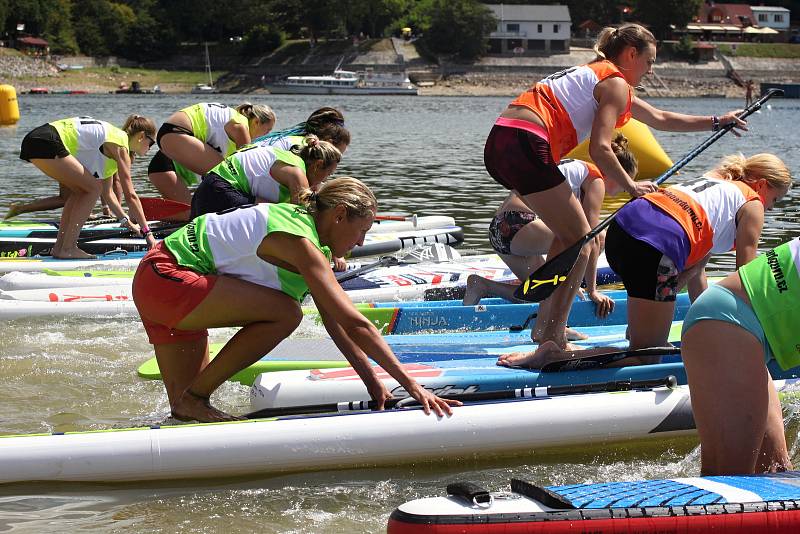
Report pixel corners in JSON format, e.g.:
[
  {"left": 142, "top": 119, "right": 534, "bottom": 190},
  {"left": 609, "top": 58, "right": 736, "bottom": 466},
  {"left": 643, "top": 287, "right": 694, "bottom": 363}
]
[{"left": 0, "top": 94, "right": 798, "bottom": 532}]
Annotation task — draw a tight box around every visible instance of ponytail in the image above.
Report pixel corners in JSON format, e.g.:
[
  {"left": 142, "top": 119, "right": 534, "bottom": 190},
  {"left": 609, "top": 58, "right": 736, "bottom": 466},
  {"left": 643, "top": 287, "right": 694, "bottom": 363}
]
[
  {"left": 122, "top": 114, "right": 156, "bottom": 137},
  {"left": 298, "top": 176, "right": 377, "bottom": 219},
  {"left": 292, "top": 134, "right": 342, "bottom": 169},
  {"left": 610, "top": 132, "right": 638, "bottom": 178},
  {"left": 594, "top": 23, "right": 656, "bottom": 63},
  {"left": 714, "top": 153, "right": 791, "bottom": 190},
  {"left": 235, "top": 103, "right": 276, "bottom": 125}
]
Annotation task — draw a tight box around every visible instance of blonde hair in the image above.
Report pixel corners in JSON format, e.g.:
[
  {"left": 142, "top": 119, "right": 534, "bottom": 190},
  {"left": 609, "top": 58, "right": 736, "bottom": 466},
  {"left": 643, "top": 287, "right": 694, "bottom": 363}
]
[
  {"left": 712, "top": 153, "right": 792, "bottom": 190},
  {"left": 236, "top": 102, "right": 276, "bottom": 125},
  {"left": 292, "top": 134, "right": 342, "bottom": 169},
  {"left": 611, "top": 132, "right": 638, "bottom": 178},
  {"left": 299, "top": 176, "right": 377, "bottom": 219},
  {"left": 594, "top": 24, "right": 656, "bottom": 63},
  {"left": 122, "top": 114, "right": 156, "bottom": 137}
]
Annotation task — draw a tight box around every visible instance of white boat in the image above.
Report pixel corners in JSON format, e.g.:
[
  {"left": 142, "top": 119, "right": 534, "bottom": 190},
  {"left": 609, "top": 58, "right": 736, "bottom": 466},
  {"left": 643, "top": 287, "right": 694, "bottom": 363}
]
[
  {"left": 265, "top": 68, "right": 418, "bottom": 95},
  {"left": 191, "top": 42, "right": 216, "bottom": 94}
]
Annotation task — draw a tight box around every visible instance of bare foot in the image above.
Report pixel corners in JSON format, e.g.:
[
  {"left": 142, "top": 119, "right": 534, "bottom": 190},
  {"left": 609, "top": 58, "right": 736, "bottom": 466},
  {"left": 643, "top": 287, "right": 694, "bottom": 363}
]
[
  {"left": 171, "top": 390, "right": 244, "bottom": 423},
  {"left": 565, "top": 327, "right": 589, "bottom": 341},
  {"left": 533, "top": 328, "right": 588, "bottom": 342},
  {"left": 462, "top": 274, "right": 487, "bottom": 306},
  {"left": 52, "top": 247, "right": 97, "bottom": 260},
  {"left": 497, "top": 340, "right": 580, "bottom": 368},
  {"left": 3, "top": 203, "right": 22, "bottom": 221}
]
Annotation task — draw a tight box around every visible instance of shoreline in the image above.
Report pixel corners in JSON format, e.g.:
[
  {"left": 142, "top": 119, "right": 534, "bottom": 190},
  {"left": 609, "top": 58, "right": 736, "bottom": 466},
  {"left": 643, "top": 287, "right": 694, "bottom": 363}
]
[{"left": 9, "top": 75, "right": 757, "bottom": 99}]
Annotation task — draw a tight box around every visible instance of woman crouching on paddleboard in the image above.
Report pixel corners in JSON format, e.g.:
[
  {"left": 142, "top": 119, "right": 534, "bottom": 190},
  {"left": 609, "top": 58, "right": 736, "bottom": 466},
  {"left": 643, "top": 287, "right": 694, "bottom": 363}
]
[
  {"left": 14, "top": 115, "right": 158, "bottom": 259},
  {"left": 465, "top": 133, "right": 638, "bottom": 342},
  {"left": 189, "top": 134, "right": 341, "bottom": 218},
  {"left": 486, "top": 23, "right": 746, "bottom": 366},
  {"left": 505, "top": 153, "right": 791, "bottom": 370},
  {"left": 148, "top": 102, "right": 276, "bottom": 218},
  {"left": 132, "top": 177, "right": 461, "bottom": 422},
  {"left": 682, "top": 237, "right": 799, "bottom": 475}
]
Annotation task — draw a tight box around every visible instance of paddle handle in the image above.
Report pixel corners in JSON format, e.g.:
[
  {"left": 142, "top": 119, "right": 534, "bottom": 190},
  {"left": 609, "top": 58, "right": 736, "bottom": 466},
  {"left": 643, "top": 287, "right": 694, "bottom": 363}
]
[{"left": 245, "top": 375, "right": 677, "bottom": 419}]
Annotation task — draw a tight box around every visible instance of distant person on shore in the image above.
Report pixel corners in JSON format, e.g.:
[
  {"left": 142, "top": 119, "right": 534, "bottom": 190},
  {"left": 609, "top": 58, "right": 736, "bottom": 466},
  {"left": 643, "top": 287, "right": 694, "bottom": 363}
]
[
  {"left": 484, "top": 23, "right": 748, "bottom": 366},
  {"left": 11, "top": 115, "right": 158, "bottom": 258},
  {"left": 132, "top": 177, "right": 460, "bottom": 422},
  {"left": 464, "top": 133, "right": 638, "bottom": 340},
  {"left": 147, "top": 102, "right": 276, "bottom": 219},
  {"left": 253, "top": 107, "right": 350, "bottom": 154},
  {"left": 681, "top": 236, "right": 799, "bottom": 475},
  {"left": 746, "top": 80, "right": 755, "bottom": 107}
]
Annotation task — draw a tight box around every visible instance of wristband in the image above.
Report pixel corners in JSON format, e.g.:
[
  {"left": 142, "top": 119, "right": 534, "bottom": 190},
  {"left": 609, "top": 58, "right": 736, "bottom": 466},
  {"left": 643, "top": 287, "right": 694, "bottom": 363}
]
[
  {"left": 141, "top": 225, "right": 151, "bottom": 237},
  {"left": 711, "top": 115, "right": 721, "bottom": 132},
  {"left": 118, "top": 216, "right": 129, "bottom": 225}
]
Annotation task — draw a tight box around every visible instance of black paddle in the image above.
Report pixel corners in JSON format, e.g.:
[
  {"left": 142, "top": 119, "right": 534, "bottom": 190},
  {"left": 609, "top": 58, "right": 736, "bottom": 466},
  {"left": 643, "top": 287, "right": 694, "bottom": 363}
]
[
  {"left": 245, "top": 375, "right": 677, "bottom": 419},
  {"left": 18, "top": 221, "right": 186, "bottom": 257},
  {"left": 538, "top": 346, "right": 680, "bottom": 372},
  {"left": 514, "top": 88, "right": 784, "bottom": 303},
  {"left": 335, "top": 243, "right": 461, "bottom": 284}
]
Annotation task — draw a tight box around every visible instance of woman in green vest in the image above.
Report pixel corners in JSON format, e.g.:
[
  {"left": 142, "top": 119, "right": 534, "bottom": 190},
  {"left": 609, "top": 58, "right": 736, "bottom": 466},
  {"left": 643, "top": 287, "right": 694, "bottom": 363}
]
[
  {"left": 681, "top": 237, "right": 800, "bottom": 475},
  {"left": 148, "top": 102, "right": 276, "bottom": 218},
  {"left": 16, "top": 115, "right": 158, "bottom": 259},
  {"left": 132, "top": 177, "right": 460, "bottom": 422}
]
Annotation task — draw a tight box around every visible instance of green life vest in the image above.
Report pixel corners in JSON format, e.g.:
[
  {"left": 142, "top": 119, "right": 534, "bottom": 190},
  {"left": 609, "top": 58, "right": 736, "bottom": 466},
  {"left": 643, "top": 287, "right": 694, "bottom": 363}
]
[{"left": 740, "top": 237, "right": 800, "bottom": 370}]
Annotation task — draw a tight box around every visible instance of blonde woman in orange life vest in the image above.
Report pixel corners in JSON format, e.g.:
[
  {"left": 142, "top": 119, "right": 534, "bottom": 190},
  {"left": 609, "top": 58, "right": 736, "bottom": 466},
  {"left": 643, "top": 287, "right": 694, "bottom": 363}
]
[{"left": 484, "top": 23, "right": 747, "bottom": 364}]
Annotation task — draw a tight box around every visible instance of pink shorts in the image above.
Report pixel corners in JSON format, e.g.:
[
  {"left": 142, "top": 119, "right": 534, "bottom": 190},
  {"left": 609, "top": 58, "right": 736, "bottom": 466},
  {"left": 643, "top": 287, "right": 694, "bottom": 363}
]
[{"left": 132, "top": 242, "right": 217, "bottom": 344}]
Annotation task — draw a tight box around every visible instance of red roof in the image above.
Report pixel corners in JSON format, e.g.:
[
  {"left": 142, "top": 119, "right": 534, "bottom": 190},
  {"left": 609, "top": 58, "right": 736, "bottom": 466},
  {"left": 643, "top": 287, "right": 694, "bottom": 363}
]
[
  {"left": 18, "top": 36, "right": 49, "bottom": 47},
  {"left": 699, "top": 3, "right": 754, "bottom": 26}
]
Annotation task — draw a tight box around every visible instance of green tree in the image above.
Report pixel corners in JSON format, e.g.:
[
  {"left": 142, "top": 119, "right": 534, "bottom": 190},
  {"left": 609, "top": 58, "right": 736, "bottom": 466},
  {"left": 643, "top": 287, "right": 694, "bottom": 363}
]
[
  {"left": 635, "top": 0, "right": 703, "bottom": 40},
  {"left": 243, "top": 23, "right": 284, "bottom": 55},
  {"left": 124, "top": 1, "right": 176, "bottom": 62},
  {"left": 418, "top": 0, "right": 496, "bottom": 60},
  {"left": 43, "top": 0, "right": 78, "bottom": 54}
]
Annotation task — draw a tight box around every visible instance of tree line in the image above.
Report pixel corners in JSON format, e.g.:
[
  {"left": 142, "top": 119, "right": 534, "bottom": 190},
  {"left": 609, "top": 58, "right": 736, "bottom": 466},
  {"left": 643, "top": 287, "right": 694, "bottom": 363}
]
[{"left": 1, "top": 0, "right": 796, "bottom": 62}]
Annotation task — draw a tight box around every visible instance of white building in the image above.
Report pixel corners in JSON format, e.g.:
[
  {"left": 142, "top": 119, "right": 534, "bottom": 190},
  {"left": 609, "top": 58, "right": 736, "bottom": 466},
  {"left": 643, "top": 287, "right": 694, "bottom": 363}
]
[
  {"left": 485, "top": 4, "right": 572, "bottom": 55},
  {"left": 749, "top": 6, "right": 790, "bottom": 32}
]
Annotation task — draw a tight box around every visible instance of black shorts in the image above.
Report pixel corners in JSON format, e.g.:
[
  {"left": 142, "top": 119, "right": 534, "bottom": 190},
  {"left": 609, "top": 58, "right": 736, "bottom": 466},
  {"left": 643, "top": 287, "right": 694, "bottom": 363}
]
[
  {"left": 156, "top": 122, "right": 194, "bottom": 148},
  {"left": 488, "top": 210, "right": 537, "bottom": 255},
  {"left": 19, "top": 124, "right": 70, "bottom": 161},
  {"left": 483, "top": 124, "right": 565, "bottom": 195},
  {"left": 605, "top": 220, "right": 680, "bottom": 302},
  {"left": 148, "top": 150, "right": 175, "bottom": 175},
  {"left": 190, "top": 172, "right": 255, "bottom": 219}
]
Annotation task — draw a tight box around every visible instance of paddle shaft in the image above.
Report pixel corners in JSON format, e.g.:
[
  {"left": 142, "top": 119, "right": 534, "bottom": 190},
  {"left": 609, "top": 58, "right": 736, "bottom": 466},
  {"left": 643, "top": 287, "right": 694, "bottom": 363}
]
[
  {"left": 539, "top": 346, "right": 680, "bottom": 372},
  {"left": 335, "top": 255, "right": 399, "bottom": 283},
  {"left": 245, "top": 375, "right": 677, "bottom": 419},
  {"left": 581, "top": 88, "right": 783, "bottom": 244},
  {"left": 12, "top": 221, "right": 186, "bottom": 257},
  {"left": 517, "top": 88, "right": 783, "bottom": 302}
]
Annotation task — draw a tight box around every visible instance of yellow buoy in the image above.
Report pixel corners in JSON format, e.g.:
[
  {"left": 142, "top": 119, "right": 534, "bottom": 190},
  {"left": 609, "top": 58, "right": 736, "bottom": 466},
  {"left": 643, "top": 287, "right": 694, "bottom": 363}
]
[
  {"left": 566, "top": 119, "right": 672, "bottom": 180},
  {"left": 0, "top": 84, "right": 20, "bottom": 125}
]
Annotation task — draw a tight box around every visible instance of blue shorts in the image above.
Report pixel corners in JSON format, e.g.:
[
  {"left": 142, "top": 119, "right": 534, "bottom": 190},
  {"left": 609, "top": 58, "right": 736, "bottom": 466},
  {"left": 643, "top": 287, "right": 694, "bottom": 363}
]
[{"left": 681, "top": 284, "right": 772, "bottom": 363}]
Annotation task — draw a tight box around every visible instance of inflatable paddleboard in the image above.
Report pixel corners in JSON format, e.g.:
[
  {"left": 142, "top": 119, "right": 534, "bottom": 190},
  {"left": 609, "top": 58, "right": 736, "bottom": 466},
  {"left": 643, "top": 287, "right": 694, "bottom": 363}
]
[
  {"left": 0, "top": 215, "right": 455, "bottom": 237},
  {"left": 0, "top": 377, "right": 724, "bottom": 484},
  {"left": 389, "top": 470, "right": 800, "bottom": 534},
  {"left": 0, "top": 225, "right": 464, "bottom": 259}
]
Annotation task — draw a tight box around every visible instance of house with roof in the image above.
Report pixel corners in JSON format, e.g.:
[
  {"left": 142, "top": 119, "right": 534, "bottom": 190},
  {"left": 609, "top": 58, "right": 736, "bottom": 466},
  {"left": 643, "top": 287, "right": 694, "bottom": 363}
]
[
  {"left": 484, "top": 4, "right": 572, "bottom": 55},
  {"left": 750, "top": 6, "right": 790, "bottom": 34},
  {"left": 678, "top": 3, "right": 788, "bottom": 41}
]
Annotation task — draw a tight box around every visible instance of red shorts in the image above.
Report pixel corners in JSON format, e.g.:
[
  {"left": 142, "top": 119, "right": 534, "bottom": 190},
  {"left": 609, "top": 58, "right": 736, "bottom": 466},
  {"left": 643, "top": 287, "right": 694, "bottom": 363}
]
[{"left": 132, "top": 242, "right": 217, "bottom": 344}]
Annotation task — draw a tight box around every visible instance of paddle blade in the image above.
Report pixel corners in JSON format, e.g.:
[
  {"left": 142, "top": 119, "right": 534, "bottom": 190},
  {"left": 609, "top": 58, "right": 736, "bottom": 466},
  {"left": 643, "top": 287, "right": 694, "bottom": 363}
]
[
  {"left": 513, "top": 242, "right": 583, "bottom": 302},
  {"left": 140, "top": 197, "right": 190, "bottom": 221}
]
